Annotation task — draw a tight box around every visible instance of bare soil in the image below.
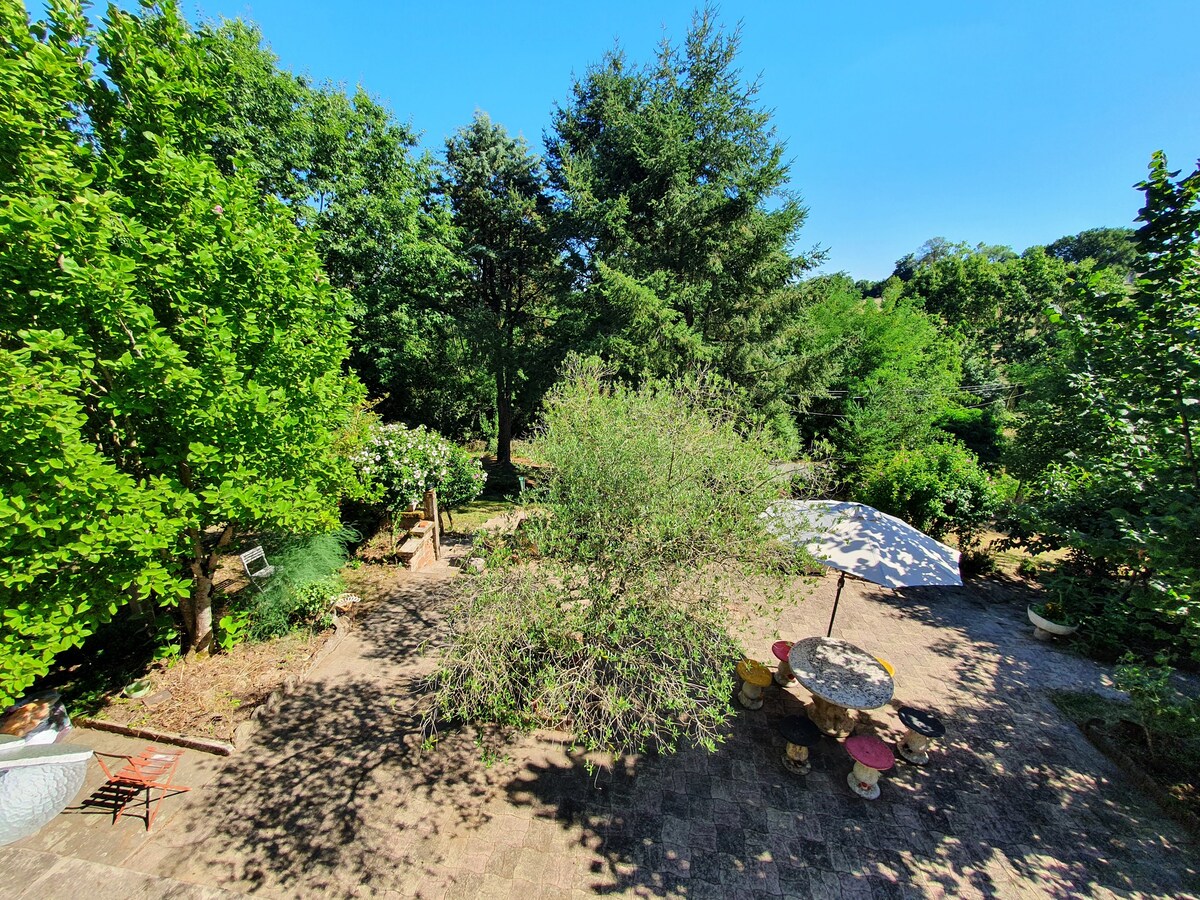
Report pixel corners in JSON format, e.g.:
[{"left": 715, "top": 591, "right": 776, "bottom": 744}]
[{"left": 93, "top": 629, "right": 331, "bottom": 741}]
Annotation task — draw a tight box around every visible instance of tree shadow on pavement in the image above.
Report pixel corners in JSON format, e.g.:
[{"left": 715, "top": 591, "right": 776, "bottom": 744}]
[
  {"left": 501, "top": 662, "right": 1200, "bottom": 899},
  {"left": 151, "top": 563, "right": 1198, "bottom": 898}
]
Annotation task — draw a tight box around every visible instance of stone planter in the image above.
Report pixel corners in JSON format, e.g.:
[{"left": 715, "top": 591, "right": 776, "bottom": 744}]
[
  {"left": 0, "top": 744, "right": 93, "bottom": 845},
  {"left": 1027, "top": 605, "right": 1079, "bottom": 641}
]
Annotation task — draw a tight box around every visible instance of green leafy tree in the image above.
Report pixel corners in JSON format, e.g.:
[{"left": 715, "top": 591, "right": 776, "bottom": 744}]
[
  {"left": 782, "top": 275, "right": 965, "bottom": 470},
  {"left": 193, "top": 19, "right": 315, "bottom": 205},
  {"left": 1044, "top": 226, "right": 1138, "bottom": 274},
  {"left": 124, "top": 18, "right": 473, "bottom": 435},
  {"left": 1009, "top": 153, "right": 1200, "bottom": 660},
  {"left": 442, "top": 112, "right": 566, "bottom": 463},
  {"left": 547, "top": 7, "right": 817, "bottom": 396},
  {"left": 0, "top": 1, "right": 364, "bottom": 691},
  {"left": 857, "top": 441, "right": 999, "bottom": 545}
]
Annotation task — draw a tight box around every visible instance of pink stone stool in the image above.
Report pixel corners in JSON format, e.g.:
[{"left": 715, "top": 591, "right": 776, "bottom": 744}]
[
  {"left": 844, "top": 734, "right": 894, "bottom": 800},
  {"left": 771, "top": 640, "right": 795, "bottom": 686}
]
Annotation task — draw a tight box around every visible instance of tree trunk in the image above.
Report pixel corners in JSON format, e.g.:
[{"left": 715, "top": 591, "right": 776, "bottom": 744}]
[
  {"left": 183, "top": 524, "right": 234, "bottom": 654},
  {"left": 1175, "top": 380, "right": 1198, "bottom": 489},
  {"left": 496, "top": 363, "right": 513, "bottom": 465}
]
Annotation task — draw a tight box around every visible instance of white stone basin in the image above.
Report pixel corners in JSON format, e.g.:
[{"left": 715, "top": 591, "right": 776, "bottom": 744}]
[{"left": 0, "top": 745, "right": 92, "bottom": 845}]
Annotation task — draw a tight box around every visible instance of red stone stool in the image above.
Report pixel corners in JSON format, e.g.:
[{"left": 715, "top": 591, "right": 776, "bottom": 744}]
[
  {"left": 896, "top": 706, "right": 946, "bottom": 765},
  {"left": 844, "top": 734, "right": 894, "bottom": 800},
  {"left": 736, "top": 659, "right": 772, "bottom": 710},
  {"left": 777, "top": 715, "right": 821, "bottom": 775},
  {"left": 771, "top": 640, "right": 795, "bottom": 686}
]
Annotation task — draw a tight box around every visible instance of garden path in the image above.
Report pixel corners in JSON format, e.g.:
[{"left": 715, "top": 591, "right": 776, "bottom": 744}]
[{"left": 4, "top": 560, "right": 1197, "bottom": 898}]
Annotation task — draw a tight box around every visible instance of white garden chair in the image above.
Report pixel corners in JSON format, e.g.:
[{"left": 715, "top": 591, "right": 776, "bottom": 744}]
[{"left": 239, "top": 546, "right": 276, "bottom": 591}]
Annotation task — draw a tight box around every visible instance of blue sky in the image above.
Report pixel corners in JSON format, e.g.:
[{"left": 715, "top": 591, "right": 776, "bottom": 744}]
[{"left": 172, "top": 1, "right": 1198, "bottom": 278}]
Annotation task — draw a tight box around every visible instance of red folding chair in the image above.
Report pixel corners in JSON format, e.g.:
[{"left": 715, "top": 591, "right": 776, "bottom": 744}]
[{"left": 93, "top": 746, "right": 191, "bottom": 830}]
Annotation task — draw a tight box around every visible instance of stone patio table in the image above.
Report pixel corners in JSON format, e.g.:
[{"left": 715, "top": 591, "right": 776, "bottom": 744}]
[{"left": 788, "top": 637, "right": 894, "bottom": 736}]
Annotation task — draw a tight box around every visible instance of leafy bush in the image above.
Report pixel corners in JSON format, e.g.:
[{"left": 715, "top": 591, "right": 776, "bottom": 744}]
[
  {"left": 1005, "top": 464, "right": 1200, "bottom": 662},
  {"left": 235, "top": 529, "right": 355, "bottom": 641},
  {"left": 856, "top": 440, "right": 999, "bottom": 544},
  {"left": 1114, "top": 654, "right": 1200, "bottom": 767},
  {"left": 959, "top": 547, "right": 997, "bottom": 578},
  {"left": 352, "top": 423, "right": 485, "bottom": 514},
  {"left": 1017, "top": 557, "right": 1041, "bottom": 578},
  {"left": 432, "top": 358, "right": 803, "bottom": 756},
  {"left": 439, "top": 445, "right": 490, "bottom": 511}
]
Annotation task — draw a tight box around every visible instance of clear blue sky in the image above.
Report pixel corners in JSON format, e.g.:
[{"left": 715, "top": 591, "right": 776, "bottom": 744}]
[{"left": 172, "top": 1, "right": 1198, "bottom": 278}]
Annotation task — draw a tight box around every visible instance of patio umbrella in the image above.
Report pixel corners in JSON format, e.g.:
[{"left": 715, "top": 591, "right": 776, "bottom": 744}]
[{"left": 763, "top": 500, "right": 962, "bottom": 636}]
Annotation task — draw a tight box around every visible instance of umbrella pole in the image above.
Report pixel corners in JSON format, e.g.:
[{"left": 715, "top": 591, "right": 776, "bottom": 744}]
[{"left": 826, "top": 571, "right": 846, "bottom": 638}]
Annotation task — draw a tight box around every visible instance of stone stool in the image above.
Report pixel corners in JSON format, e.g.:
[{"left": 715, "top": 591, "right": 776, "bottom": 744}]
[
  {"left": 896, "top": 706, "right": 946, "bottom": 765},
  {"left": 777, "top": 715, "right": 821, "bottom": 775},
  {"left": 771, "top": 640, "right": 795, "bottom": 686},
  {"left": 875, "top": 657, "right": 895, "bottom": 677},
  {"left": 736, "top": 659, "right": 772, "bottom": 710},
  {"left": 844, "top": 734, "right": 895, "bottom": 800}
]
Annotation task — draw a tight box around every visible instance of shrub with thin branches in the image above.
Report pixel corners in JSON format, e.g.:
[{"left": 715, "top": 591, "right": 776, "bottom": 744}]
[{"left": 431, "top": 358, "right": 803, "bottom": 756}]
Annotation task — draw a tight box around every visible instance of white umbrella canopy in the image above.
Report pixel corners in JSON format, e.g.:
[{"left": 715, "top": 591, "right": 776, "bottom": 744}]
[{"left": 763, "top": 500, "right": 962, "bottom": 635}]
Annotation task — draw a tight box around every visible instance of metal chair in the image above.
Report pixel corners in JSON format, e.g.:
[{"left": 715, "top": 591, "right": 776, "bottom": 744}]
[
  {"left": 93, "top": 746, "right": 190, "bottom": 830},
  {"left": 239, "top": 546, "right": 275, "bottom": 591}
]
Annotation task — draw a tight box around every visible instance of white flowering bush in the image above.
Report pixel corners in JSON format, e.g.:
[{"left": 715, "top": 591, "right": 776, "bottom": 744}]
[{"left": 353, "top": 423, "right": 486, "bottom": 513}]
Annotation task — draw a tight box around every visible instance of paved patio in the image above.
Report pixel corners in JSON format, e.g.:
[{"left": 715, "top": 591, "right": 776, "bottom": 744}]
[{"left": 3, "top": 562, "right": 1197, "bottom": 898}]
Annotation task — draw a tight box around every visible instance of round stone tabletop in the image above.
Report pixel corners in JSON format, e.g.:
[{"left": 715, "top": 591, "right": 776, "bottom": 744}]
[{"left": 788, "top": 637, "right": 895, "bottom": 710}]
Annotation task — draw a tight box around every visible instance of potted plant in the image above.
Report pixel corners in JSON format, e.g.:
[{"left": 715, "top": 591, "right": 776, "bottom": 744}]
[{"left": 1027, "top": 598, "right": 1079, "bottom": 641}]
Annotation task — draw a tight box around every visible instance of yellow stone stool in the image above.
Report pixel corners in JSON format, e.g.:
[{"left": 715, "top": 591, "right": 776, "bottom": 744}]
[{"left": 736, "top": 659, "right": 772, "bottom": 710}]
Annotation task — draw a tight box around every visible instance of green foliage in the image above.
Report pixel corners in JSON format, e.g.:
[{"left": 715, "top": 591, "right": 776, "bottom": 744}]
[
  {"left": 959, "top": 547, "right": 997, "bottom": 578},
  {"left": 164, "top": 18, "right": 470, "bottom": 435},
  {"left": 433, "top": 358, "right": 801, "bottom": 755},
  {"left": 441, "top": 112, "right": 567, "bottom": 462},
  {"left": 309, "top": 90, "right": 468, "bottom": 431},
  {"left": 783, "top": 275, "right": 966, "bottom": 473},
  {"left": 240, "top": 530, "right": 354, "bottom": 640},
  {"left": 1113, "top": 654, "right": 1200, "bottom": 766},
  {"left": 0, "top": 1, "right": 365, "bottom": 697},
  {"left": 440, "top": 445, "right": 490, "bottom": 511},
  {"left": 435, "top": 567, "right": 741, "bottom": 754},
  {"left": 1017, "top": 557, "right": 1041, "bottom": 578},
  {"left": 547, "top": 7, "right": 817, "bottom": 403},
  {"left": 896, "top": 240, "right": 1073, "bottom": 367},
  {"left": 352, "top": 422, "right": 486, "bottom": 514},
  {"left": 856, "top": 441, "right": 1000, "bottom": 544},
  {"left": 216, "top": 610, "right": 250, "bottom": 652},
  {"left": 1007, "top": 153, "right": 1200, "bottom": 663},
  {"left": 526, "top": 359, "right": 790, "bottom": 576},
  {"left": 1044, "top": 227, "right": 1138, "bottom": 274}
]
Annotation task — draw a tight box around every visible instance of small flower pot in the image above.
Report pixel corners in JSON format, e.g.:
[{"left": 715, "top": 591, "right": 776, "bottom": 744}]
[
  {"left": 123, "top": 678, "right": 153, "bottom": 699},
  {"left": 1027, "top": 606, "right": 1079, "bottom": 641}
]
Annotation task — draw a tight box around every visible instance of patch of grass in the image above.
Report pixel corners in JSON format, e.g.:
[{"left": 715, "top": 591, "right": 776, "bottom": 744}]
[
  {"left": 444, "top": 498, "right": 517, "bottom": 534},
  {"left": 1051, "top": 689, "right": 1130, "bottom": 725}
]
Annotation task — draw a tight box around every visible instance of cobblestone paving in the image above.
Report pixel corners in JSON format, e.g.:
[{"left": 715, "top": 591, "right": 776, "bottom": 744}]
[{"left": 21, "top": 564, "right": 1199, "bottom": 898}]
